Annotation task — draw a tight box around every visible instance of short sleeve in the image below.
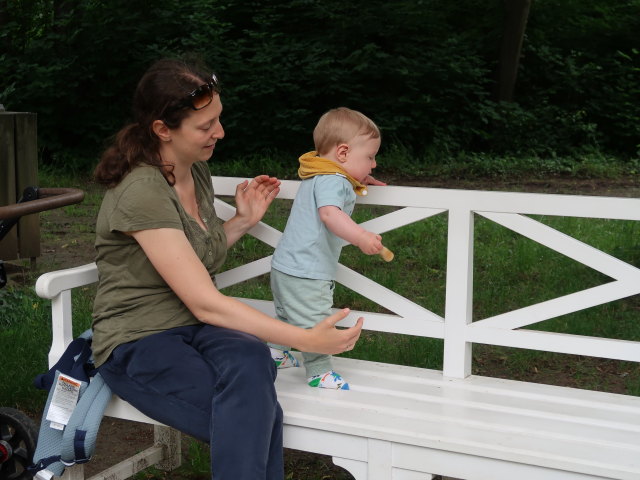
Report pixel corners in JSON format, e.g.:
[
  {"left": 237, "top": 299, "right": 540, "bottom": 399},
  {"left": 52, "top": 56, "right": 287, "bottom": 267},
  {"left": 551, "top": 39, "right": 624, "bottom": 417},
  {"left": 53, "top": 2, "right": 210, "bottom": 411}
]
[
  {"left": 313, "top": 175, "right": 353, "bottom": 211},
  {"left": 108, "top": 175, "right": 183, "bottom": 233}
]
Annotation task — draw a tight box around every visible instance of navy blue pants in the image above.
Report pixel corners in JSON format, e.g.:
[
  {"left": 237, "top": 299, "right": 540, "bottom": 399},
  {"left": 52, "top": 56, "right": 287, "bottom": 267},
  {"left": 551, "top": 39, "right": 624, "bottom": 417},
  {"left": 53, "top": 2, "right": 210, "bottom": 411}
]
[{"left": 98, "top": 324, "right": 284, "bottom": 480}]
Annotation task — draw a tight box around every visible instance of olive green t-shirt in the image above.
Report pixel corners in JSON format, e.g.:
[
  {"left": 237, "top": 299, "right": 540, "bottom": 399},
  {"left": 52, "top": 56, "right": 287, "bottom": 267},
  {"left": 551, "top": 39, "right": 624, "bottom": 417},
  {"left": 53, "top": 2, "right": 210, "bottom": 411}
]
[{"left": 91, "top": 162, "right": 227, "bottom": 366}]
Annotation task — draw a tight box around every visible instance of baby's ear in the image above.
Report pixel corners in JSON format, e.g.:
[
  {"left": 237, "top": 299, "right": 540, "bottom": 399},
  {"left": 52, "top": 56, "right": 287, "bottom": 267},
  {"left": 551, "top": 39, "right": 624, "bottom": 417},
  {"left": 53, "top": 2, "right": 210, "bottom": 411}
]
[{"left": 336, "top": 143, "right": 349, "bottom": 163}]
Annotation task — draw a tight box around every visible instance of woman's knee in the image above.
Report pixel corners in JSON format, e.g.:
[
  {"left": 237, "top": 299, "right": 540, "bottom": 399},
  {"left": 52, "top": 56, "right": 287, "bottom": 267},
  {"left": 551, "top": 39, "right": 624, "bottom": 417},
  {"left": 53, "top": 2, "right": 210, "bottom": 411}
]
[
  {"left": 196, "top": 326, "right": 277, "bottom": 385},
  {"left": 230, "top": 336, "right": 276, "bottom": 383}
]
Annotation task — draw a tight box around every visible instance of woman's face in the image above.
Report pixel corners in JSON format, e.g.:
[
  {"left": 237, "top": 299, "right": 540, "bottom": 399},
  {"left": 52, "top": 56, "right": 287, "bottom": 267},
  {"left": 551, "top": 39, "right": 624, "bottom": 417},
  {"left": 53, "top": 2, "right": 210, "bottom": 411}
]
[{"left": 166, "top": 94, "right": 225, "bottom": 164}]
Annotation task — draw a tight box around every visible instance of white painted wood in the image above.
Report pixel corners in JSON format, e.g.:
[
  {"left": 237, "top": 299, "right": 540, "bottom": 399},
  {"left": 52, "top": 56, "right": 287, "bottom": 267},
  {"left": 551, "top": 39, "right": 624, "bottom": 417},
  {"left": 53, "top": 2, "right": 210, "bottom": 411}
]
[
  {"left": 61, "top": 464, "right": 84, "bottom": 480},
  {"left": 85, "top": 445, "right": 164, "bottom": 480},
  {"left": 36, "top": 177, "right": 640, "bottom": 480},
  {"left": 211, "top": 177, "right": 640, "bottom": 220},
  {"left": 335, "top": 265, "right": 443, "bottom": 324},
  {"left": 154, "top": 425, "right": 181, "bottom": 471},
  {"left": 213, "top": 197, "right": 283, "bottom": 248},
  {"left": 35, "top": 262, "right": 98, "bottom": 367},
  {"left": 367, "top": 439, "right": 392, "bottom": 480},
  {"left": 333, "top": 457, "right": 367, "bottom": 480},
  {"left": 392, "top": 468, "right": 434, "bottom": 480},
  {"left": 466, "top": 326, "right": 640, "bottom": 361},
  {"left": 474, "top": 280, "right": 639, "bottom": 330},
  {"left": 48, "top": 289, "right": 73, "bottom": 367},
  {"left": 234, "top": 297, "right": 444, "bottom": 337},
  {"left": 443, "top": 208, "right": 474, "bottom": 378},
  {"left": 276, "top": 356, "right": 640, "bottom": 480},
  {"left": 211, "top": 177, "right": 640, "bottom": 364},
  {"left": 35, "top": 262, "right": 98, "bottom": 299},
  {"left": 356, "top": 207, "right": 445, "bottom": 236},
  {"left": 477, "top": 212, "right": 640, "bottom": 281},
  {"left": 215, "top": 256, "right": 273, "bottom": 289},
  {"left": 392, "top": 444, "right": 616, "bottom": 480}
]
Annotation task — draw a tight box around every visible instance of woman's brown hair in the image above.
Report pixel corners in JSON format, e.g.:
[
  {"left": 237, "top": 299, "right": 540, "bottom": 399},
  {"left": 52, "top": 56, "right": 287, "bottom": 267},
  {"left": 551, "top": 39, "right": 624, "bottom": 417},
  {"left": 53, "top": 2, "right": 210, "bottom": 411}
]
[{"left": 94, "top": 58, "right": 212, "bottom": 187}]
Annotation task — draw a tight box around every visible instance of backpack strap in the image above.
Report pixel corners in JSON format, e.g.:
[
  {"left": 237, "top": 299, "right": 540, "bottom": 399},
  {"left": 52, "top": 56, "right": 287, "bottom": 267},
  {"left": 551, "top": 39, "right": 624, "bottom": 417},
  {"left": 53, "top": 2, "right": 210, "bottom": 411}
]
[{"left": 60, "top": 373, "right": 111, "bottom": 466}]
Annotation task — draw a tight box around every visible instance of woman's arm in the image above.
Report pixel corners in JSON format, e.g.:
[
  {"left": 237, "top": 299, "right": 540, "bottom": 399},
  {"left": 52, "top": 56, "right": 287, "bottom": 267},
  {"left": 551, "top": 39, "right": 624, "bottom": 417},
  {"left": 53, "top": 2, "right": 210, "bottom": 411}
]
[
  {"left": 130, "top": 227, "right": 362, "bottom": 353},
  {"left": 319, "top": 205, "right": 383, "bottom": 255},
  {"left": 223, "top": 175, "right": 281, "bottom": 247}
]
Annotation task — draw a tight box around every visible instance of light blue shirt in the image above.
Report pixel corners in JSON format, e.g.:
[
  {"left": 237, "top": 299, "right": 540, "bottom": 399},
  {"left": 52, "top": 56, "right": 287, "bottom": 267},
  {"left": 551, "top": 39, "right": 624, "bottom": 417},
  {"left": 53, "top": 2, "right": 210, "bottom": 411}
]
[{"left": 272, "top": 174, "right": 356, "bottom": 280}]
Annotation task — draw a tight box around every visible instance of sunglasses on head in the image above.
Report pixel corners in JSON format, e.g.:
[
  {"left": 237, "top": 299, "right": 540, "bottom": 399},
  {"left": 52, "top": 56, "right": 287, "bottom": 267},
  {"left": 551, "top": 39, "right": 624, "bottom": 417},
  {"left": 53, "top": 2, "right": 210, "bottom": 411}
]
[{"left": 180, "top": 73, "right": 221, "bottom": 110}]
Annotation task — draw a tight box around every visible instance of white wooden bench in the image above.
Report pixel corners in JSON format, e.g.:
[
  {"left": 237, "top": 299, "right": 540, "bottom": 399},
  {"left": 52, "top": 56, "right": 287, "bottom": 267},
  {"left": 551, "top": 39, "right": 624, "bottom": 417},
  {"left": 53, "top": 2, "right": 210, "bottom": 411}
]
[{"left": 35, "top": 176, "right": 640, "bottom": 480}]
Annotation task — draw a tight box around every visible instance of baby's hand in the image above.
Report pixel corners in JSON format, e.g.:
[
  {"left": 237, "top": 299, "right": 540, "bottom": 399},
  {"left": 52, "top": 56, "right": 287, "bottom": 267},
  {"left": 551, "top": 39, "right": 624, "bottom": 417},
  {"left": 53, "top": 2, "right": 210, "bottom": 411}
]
[{"left": 357, "top": 231, "right": 383, "bottom": 255}]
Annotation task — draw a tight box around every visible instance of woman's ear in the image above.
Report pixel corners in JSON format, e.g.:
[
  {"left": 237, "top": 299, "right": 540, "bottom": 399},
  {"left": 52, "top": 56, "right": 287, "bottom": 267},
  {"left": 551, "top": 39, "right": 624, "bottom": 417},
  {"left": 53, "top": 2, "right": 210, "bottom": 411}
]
[
  {"left": 152, "top": 120, "right": 171, "bottom": 142},
  {"left": 336, "top": 143, "right": 349, "bottom": 163}
]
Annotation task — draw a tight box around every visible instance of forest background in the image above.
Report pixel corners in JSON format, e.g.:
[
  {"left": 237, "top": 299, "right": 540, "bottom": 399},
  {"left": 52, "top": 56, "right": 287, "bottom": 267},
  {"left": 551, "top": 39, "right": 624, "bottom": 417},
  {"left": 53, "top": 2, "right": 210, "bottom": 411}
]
[{"left": 0, "top": 0, "right": 639, "bottom": 177}]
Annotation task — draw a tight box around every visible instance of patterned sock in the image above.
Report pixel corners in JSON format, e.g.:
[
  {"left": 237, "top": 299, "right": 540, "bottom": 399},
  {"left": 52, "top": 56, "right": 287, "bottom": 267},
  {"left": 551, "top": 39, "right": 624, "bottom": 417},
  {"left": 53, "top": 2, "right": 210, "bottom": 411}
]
[
  {"left": 307, "top": 370, "right": 350, "bottom": 390},
  {"left": 270, "top": 348, "right": 300, "bottom": 369}
]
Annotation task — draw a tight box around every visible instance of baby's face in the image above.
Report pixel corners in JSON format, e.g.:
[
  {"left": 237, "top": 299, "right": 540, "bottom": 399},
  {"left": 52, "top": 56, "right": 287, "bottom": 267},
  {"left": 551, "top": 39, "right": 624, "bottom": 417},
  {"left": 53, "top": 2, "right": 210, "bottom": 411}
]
[{"left": 342, "top": 135, "right": 381, "bottom": 182}]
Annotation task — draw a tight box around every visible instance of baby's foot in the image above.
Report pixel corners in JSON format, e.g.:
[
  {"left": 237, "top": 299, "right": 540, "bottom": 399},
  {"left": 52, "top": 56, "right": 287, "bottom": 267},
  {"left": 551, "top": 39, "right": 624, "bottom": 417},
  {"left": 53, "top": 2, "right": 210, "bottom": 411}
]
[
  {"left": 270, "top": 348, "right": 299, "bottom": 369},
  {"left": 307, "top": 370, "right": 350, "bottom": 390}
]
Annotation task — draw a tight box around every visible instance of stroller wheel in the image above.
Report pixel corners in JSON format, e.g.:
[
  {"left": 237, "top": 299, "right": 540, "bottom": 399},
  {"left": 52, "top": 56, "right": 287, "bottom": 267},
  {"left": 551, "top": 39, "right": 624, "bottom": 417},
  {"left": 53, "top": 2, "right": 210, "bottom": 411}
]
[{"left": 0, "top": 407, "right": 38, "bottom": 480}]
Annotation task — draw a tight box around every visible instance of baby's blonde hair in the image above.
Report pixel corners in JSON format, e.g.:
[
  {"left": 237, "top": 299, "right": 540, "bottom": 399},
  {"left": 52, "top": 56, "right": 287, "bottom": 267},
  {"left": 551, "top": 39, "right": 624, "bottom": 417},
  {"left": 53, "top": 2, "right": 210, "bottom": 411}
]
[{"left": 313, "top": 107, "right": 380, "bottom": 156}]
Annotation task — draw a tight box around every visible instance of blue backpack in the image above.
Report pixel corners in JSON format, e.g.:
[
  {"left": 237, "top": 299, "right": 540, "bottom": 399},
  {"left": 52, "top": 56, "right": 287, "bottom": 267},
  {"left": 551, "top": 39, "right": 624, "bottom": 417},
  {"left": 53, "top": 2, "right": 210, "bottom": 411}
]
[{"left": 28, "top": 330, "right": 111, "bottom": 480}]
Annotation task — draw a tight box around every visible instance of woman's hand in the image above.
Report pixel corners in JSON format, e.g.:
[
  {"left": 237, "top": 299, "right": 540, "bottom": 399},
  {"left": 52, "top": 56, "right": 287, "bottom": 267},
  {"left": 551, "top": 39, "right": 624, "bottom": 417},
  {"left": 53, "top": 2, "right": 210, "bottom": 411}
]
[
  {"left": 235, "top": 175, "right": 281, "bottom": 226},
  {"left": 224, "top": 175, "right": 281, "bottom": 246},
  {"left": 302, "top": 309, "right": 364, "bottom": 354}
]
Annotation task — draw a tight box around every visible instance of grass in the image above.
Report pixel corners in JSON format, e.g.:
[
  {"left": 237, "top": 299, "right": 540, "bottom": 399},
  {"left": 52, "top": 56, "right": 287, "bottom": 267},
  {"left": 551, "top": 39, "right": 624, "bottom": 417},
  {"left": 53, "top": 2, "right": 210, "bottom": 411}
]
[{"left": 207, "top": 146, "right": 640, "bottom": 181}]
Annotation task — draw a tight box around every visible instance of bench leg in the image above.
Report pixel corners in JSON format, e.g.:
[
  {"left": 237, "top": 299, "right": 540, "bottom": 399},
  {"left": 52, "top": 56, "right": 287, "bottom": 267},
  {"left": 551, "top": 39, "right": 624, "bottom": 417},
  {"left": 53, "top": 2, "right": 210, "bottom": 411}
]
[
  {"left": 153, "top": 425, "right": 182, "bottom": 471},
  {"left": 60, "top": 463, "right": 84, "bottom": 480},
  {"left": 393, "top": 469, "right": 436, "bottom": 479},
  {"left": 334, "top": 440, "right": 435, "bottom": 480},
  {"left": 333, "top": 457, "right": 367, "bottom": 480}
]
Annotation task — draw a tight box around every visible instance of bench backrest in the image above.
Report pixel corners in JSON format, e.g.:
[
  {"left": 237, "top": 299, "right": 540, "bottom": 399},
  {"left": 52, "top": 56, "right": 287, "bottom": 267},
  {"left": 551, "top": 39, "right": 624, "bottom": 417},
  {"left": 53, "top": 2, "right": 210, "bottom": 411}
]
[
  {"left": 36, "top": 177, "right": 640, "bottom": 380},
  {"left": 211, "top": 177, "right": 640, "bottom": 379}
]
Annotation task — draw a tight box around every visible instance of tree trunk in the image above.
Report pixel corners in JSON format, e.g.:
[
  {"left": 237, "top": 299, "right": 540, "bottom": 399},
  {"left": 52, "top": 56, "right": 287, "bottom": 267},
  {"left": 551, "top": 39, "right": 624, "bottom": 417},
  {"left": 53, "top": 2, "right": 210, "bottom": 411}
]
[{"left": 495, "top": 0, "right": 532, "bottom": 102}]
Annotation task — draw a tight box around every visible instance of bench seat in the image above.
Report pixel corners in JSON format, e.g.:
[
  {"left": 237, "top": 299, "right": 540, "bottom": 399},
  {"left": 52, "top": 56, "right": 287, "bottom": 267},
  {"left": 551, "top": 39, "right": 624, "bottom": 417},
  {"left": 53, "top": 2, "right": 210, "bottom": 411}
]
[
  {"left": 276, "top": 355, "right": 640, "bottom": 480},
  {"left": 86, "top": 353, "right": 640, "bottom": 480}
]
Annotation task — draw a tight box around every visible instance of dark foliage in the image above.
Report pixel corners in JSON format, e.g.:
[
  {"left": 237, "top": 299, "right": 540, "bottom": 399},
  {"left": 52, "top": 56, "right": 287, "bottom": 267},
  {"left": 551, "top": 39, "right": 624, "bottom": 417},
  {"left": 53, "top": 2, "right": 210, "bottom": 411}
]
[{"left": 0, "top": 0, "right": 638, "bottom": 169}]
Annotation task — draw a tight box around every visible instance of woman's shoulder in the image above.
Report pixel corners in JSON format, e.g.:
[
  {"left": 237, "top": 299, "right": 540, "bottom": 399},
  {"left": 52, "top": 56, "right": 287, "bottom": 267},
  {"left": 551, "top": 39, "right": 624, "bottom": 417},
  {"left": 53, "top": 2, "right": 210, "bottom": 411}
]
[
  {"left": 110, "top": 165, "right": 168, "bottom": 194},
  {"left": 103, "top": 166, "right": 172, "bottom": 206},
  {"left": 124, "top": 164, "right": 167, "bottom": 184}
]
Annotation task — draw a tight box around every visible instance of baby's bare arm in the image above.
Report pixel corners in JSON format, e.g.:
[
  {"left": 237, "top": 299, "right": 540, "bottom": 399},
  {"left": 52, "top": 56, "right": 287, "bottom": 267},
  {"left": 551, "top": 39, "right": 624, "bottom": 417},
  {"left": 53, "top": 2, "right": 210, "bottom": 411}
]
[{"left": 319, "top": 205, "right": 382, "bottom": 255}]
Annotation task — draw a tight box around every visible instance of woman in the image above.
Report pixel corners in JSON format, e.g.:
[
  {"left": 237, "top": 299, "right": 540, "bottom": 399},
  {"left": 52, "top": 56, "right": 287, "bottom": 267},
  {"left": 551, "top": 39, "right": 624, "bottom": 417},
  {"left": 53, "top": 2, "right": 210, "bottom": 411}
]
[{"left": 91, "top": 58, "right": 363, "bottom": 479}]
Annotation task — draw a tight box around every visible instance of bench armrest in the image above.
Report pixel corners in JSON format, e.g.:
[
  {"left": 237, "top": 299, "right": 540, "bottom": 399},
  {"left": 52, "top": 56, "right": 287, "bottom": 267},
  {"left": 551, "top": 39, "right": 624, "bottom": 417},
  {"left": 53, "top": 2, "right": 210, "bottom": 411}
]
[
  {"left": 35, "top": 263, "right": 99, "bottom": 367},
  {"left": 35, "top": 262, "right": 98, "bottom": 299}
]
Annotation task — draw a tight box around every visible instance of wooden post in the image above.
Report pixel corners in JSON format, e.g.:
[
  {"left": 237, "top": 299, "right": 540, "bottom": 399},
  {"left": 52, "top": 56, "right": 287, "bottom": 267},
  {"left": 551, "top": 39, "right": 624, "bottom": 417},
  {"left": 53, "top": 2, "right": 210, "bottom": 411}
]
[
  {"left": 154, "top": 425, "right": 182, "bottom": 471},
  {"left": 0, "top": 111, "right": 40, "bottom": 262},
  {"left": 0, "top": 112, "right": 18, "bottom": 257}
]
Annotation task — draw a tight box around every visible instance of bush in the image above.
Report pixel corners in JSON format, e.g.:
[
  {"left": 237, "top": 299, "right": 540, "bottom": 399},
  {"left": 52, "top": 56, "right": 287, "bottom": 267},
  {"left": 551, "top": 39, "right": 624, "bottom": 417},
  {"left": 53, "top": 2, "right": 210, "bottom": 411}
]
[{"left": 0, "top": 0, "right": 638, "bottom": 170}]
